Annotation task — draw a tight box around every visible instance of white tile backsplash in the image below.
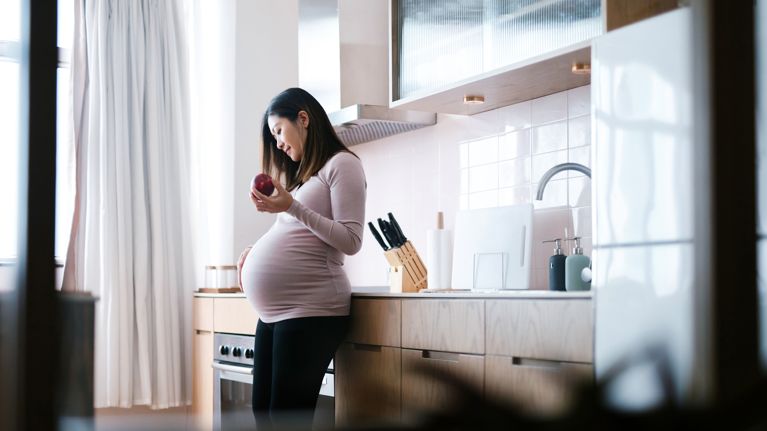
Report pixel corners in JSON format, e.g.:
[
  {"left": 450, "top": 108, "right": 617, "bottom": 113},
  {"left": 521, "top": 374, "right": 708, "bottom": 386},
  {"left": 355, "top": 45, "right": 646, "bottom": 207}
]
[
  {"left": 499, "top": 100, "right": 532, "bottom": 131},
  {"left": 459, "top": 143, "right": 469, "bottom": 169},
  {"left": 499, "top": 129, "right": 532, "bottom": 160},
  {"left": 568, "top": 115, "right": 591, "bottom": 148},
  {"left": 499, "top": 185, "right": 531, "bottom": 206},
  {"left": 469, "top": 164, "right": 499, "bottom": 192},
  {"left": 469, "top": 189, "right": 499, "bottom": 209},
  {"left": 568, "top": 85, "right": 591, "bottom": 118},
  {"left": 568, "top": 145, "right": 591, "bottom": 175},
  {"left": 533, "top": 179, "right": 568, "bottom": 209},
  {"left": 532, "top": 150, "right": 569, "bottom": 183},
  {"left": 533, "top": 121, "right": 568, "bottom": 155},
  {"left": 346, "top": 86, "right": 592, "bottom": 289},
  {"left": 532, "top": 92, "right": 568, "bottom": 125},
  {"left": 499, "top": 158, "right": 531, "bottom": 188},
  {"left": 468, "top": 136, "right": 499, "bottom": 167},
  {"left": 569, "top": 176, "right": 592, "bottom": 207}
]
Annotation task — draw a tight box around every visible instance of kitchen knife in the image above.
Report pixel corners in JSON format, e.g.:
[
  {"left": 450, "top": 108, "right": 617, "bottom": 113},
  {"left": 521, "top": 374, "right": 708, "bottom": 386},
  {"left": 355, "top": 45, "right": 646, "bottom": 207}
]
[
  {"left": 368, "top": 222, "right": 389, "bottom": 251},
  {"left": 387, "top": 212, "right": 407, "bottom": 245},
  {"left": 378, "top": 218, "right": 399, "bottom": 249},
  {"left": 384, "top": 220, "right": 404, "bottom": 248}
]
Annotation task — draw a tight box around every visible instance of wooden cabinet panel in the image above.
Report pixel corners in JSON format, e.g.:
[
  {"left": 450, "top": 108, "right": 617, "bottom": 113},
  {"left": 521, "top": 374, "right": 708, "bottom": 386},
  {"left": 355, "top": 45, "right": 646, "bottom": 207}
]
[
  {"left": 604, "top": 0, "right": 679, "bottom": 31},
  {"left": 213, "top": 297, "right": 258, "bottom": 335},
  {"left": 192, "top": 297, "right": 213, "bottom": 331},
  {"left": 486, "top": 299, "right": 592, "bottom": 362},
  {"left": 485, "top": 355, "right": 593, "bottom": 415},
  {"left": 347, "top": 299, "right": 401, "bottom": 347},
  {"left": 402, "top": 300, "right": 484, "bottom": 354},
  {"left": 335, "top": 343, "right": 401, "bottom": 426},
  {"left": 192, "top": 331, "right": 213, "bottom": 430},
  {"left": 401, "top": 348, "right": 484, "bottom": 416}
]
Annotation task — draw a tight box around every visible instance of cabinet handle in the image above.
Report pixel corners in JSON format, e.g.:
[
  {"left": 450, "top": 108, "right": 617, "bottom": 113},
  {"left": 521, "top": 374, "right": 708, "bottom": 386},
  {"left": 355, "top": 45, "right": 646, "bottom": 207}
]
[
  {"left": 421, "top": 350, "right": 460, "bottom": 362},
  {"left": 511, "top": 357, "right": 563, "bottom": 369},
  {"left": 352, "top": 343, "right": 382, "bottom": 352}
]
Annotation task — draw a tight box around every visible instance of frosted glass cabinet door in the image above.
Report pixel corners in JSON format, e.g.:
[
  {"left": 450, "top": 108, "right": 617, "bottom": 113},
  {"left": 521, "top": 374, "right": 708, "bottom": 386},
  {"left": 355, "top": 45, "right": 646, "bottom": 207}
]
[{"left": 395, "top": 0, "right": 602, "bottom": 100}]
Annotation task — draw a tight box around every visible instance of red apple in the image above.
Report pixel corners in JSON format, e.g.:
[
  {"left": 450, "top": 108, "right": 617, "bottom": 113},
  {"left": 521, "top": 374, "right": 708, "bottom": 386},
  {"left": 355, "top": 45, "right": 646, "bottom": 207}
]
[{"left": 251, "top": 173, "right": 275, "bottom": 196}]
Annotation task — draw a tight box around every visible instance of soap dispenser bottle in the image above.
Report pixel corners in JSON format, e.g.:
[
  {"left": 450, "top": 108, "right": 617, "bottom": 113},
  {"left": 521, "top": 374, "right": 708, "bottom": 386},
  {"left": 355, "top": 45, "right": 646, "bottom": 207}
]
[
  {"left": 542, "top": 238, "right": 567, "bottom": 291},
  {"left": 564, "top": 237, "right": 591, "bottom": 291}
]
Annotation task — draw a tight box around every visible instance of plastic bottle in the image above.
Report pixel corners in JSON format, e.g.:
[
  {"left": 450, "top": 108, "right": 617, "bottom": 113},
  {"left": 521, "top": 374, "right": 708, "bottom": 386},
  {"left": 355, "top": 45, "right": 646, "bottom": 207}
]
[
  {"left": 565, "top": 237, "right": 591, "bottom": 291},
  {"left": 542, "top": 238, "right": 567, "bottom": 291}
]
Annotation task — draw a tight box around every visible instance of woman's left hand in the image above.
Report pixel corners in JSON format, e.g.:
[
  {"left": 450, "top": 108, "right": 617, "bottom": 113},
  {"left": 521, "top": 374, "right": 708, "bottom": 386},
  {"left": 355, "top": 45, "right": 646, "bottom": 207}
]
[{"left": 250, "top": 180, "right": 293, "bottom": 213}]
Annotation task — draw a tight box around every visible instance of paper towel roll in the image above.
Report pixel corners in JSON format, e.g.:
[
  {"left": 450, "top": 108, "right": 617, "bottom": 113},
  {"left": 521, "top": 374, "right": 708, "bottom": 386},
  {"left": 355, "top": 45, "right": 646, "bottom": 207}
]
[{"left": 426, "top": 229, "right": 453, "bottom": 290}]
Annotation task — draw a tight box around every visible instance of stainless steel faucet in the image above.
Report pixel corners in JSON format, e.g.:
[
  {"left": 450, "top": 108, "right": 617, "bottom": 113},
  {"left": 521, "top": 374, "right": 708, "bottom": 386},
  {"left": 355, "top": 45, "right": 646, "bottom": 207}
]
[{"left": 535, "top": 162, "right": 592, "bottom": 200}]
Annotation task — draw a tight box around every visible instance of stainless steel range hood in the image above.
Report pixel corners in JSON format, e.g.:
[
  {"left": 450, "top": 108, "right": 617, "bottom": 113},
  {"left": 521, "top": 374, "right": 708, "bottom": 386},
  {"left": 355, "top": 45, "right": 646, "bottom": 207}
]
[
  {"left": 328, "top": 105, "right": 437, "bottom": 147},
  {"left": 298, "top": 0, "right": 436, "bottom": 147}
]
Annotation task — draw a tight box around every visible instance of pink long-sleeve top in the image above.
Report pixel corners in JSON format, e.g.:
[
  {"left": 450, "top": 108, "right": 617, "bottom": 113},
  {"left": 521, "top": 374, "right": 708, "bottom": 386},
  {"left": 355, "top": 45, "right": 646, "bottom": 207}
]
[{"left": 241, "top": 151, "right": 366, "bottom": 323}]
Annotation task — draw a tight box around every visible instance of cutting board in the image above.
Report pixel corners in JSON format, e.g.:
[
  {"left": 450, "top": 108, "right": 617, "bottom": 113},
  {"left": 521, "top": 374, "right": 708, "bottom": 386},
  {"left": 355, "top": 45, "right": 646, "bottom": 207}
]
[{"left": 451, "top": 204, "right": 533, "bottom": 290}]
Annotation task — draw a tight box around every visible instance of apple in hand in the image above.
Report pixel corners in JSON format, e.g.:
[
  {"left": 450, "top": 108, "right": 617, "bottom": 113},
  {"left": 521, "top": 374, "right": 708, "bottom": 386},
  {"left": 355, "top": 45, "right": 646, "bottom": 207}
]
[{"left": 251, "top": 173, "right": 275, "bottom": 196}]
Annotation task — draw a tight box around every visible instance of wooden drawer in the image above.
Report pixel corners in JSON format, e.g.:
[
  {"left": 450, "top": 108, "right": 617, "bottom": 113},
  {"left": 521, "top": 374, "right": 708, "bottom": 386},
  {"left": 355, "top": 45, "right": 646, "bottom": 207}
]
[
  {"left": 213, "top": 297, "right": 258, "bottom": 334},
  {"left": 347, "top": 299, "right": 401, "bottom": 347},
  {"left": 192, "top": 297, "right": 213, "bottom": 331},
  {"left": 485, "top": 355, "right": 593, "bottom": 415},
  {"left": 402, "top": 299, "right": 484, "bottom": 354},
  {"left": 335, "top": 343, "right": 401, "bottom": 426},
  {"left": 486, "top": 299, "right": 592, "bottom": 362},
  {"left": 401, "top": 348, "right": 484, "bottom": 416},
  {"left": 192, "top": 331, "right": 214, "bottom": 430}
]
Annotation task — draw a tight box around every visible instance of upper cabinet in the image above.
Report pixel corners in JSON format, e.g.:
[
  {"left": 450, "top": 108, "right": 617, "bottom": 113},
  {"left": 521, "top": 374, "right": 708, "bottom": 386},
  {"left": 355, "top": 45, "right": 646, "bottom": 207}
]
[{"left": 390, "top": 0, "right": 679, "bottom": 115}]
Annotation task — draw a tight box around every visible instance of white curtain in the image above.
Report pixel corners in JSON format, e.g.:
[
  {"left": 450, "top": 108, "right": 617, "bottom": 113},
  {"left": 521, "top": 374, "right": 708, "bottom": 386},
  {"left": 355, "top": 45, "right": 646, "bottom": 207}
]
[{"left": 63, "top": 0, "right": 194, "bottom": 409}]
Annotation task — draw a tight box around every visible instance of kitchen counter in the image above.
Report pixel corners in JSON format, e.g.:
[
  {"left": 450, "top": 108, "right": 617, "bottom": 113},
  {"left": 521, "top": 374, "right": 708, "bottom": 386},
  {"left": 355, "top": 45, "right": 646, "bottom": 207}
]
[
  {"left": 193, "top": 292, "right": 246, "bottom": 298},
  {"left": 192, "top": 290, "right": 592, "bottom": 299},
  {"left": 351, "top": 290, "right": 592, "bottom": 299}
]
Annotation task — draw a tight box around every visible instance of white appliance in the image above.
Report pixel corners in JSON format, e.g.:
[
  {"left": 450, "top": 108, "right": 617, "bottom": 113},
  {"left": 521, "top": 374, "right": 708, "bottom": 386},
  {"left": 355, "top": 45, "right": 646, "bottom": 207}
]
[
  {"left": 451, "top": 204, "right": 533, "bottom": 291},
  {"left": 592, "top": 8, "right": 708, "bottom": 409}
]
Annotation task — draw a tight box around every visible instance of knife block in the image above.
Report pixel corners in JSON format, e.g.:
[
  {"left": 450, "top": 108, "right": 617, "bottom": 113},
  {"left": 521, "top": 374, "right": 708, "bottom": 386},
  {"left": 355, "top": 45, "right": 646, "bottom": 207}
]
[{"left": 383, "top": 240, "right": 428, "bottom": 293}]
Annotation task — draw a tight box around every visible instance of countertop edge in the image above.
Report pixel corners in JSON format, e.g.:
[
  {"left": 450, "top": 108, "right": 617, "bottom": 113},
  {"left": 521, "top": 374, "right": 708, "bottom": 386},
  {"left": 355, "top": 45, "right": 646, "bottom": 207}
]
[
  {"left": 351, "top": 291, "right": 593, "bottom": 299},
  {"left": 192, "top": 291, "right": 592, "bottom": 299}
]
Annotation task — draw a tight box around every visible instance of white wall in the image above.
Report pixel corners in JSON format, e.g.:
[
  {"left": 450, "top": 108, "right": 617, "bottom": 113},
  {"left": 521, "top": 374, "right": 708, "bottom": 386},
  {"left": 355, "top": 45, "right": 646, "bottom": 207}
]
[
  {"left": 190, "top": 0, "right": 299, "bottom": 275},
  {"left": 232, "top": 0, "right": 299, "bottom": 262},
  {"left": 188, "top": 0, "right": 237, "bottom": 276},
  {"left": 344, "top": 86, "right": 592, "bottom": 290}
]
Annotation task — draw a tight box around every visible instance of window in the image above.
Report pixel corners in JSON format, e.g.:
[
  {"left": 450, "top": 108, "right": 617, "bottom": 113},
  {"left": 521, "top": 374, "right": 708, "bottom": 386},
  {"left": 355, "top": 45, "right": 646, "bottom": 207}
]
[{"left": 0, "top": 0, "right": 74, "bottom": 261}]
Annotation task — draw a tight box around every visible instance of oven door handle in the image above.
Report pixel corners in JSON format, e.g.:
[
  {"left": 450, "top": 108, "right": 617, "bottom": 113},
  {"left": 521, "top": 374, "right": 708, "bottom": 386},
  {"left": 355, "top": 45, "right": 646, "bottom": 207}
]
[{"left": 212, "top": 362, "right": 253, "bottom": 375}]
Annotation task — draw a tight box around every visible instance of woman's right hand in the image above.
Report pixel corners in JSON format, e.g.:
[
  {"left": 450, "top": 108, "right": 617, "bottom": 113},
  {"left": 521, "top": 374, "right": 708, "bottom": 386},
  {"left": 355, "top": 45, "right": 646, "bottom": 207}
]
[{"left": 237, "top": 245, "right": 253, "bottom": 290}]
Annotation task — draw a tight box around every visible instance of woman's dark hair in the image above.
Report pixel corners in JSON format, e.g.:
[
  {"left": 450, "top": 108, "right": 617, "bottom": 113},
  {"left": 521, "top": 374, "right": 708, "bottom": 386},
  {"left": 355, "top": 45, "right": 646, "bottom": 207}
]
[{"left": 261, "top": 87, "right": 355, "bottom": 191}]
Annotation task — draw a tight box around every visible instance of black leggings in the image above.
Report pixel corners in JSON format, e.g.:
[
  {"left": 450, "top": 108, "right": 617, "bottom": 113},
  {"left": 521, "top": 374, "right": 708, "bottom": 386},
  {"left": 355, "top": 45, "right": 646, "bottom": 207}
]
[{"left": 251, "top": 315, "right": 349, "bottom": 426}]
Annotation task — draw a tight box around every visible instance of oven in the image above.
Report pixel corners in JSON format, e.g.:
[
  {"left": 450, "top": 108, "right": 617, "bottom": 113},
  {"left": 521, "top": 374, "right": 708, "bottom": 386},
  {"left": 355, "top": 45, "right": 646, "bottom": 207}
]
[{"left": 212, "top": 333, "right": 335, "bottom": 430}]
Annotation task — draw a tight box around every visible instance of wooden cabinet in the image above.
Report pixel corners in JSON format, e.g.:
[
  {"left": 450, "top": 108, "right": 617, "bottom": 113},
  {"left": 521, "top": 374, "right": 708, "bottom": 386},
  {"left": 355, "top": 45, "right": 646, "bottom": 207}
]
[
  {"left": 402, "top": 299, "right": 484, "bottom": 354},
  {"left": 347, "top": 299, "right": 401, "bottom": 347},
  {"left": 192, "top": 297, "right": 214, "bottom": 431},
  {"left": 401, "top": 348, "right": 484, "bottom": 417},
  {"left": 212, "top": 297, "right": 258, "bottom": 335},
  {"left": 485, "top": 355, "right": 593, "bottom": 415},
  {"left": 335, "top": 343, "right": 401, "bottom": 426},
  {"left": 336, "top": 295, "right": 594, "bottom": 425},
  {"left": 486, "top": 299, "right": 593, "bottom": 362},
  {"left": 191, "top": 295, "right": 259, "bottom": 430},
  {"left": 335, "top": 299, "right": 402, "bottom": 426}
]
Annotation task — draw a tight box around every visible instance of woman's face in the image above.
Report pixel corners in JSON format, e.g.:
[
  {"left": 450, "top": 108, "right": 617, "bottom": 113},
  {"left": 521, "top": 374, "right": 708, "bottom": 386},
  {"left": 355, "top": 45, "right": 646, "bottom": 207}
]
[{"left": 268, "top": 111, "right": 309, "bottom": 162}]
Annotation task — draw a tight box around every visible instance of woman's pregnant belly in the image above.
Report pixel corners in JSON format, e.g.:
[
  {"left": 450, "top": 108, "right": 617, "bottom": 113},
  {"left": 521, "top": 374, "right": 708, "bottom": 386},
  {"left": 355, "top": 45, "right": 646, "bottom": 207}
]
[{"left": 240, "top": 223, "right": 345, "bottom": 318}]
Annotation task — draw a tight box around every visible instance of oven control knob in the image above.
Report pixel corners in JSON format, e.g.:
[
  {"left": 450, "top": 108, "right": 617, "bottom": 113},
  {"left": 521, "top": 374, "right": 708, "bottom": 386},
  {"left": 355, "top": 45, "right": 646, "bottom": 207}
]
[
  {"left": 219, "top": 345, "right": 230, "bottom": 355},
  {"left": 245, "top": 348, "right": 254, "bottom": 359},
  {"left": 232, "top": 347, "right": 242, "bottom": 357}
]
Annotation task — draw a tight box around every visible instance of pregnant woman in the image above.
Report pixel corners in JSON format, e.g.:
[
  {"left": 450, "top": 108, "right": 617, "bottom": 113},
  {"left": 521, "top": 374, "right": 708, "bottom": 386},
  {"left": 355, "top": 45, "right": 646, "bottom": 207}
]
[{"left": 238, "top": 87, "right": 366, "bottom": 427}]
